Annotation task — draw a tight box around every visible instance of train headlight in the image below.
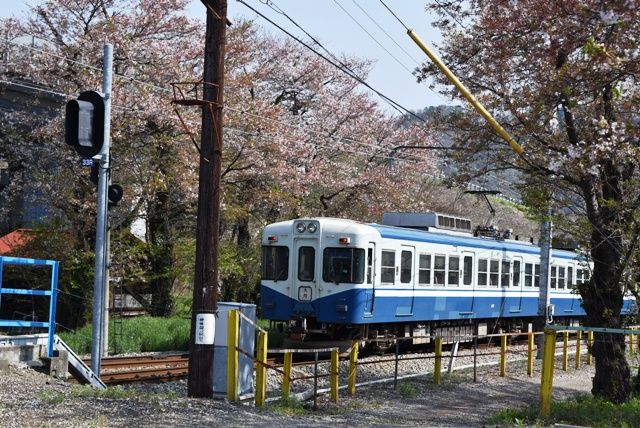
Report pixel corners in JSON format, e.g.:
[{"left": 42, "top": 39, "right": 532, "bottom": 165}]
[
  {"left": 296, "top": 222, "right": 306, "bottom": 233},
  {"left": 307, "top": 223, "right": 317, "bottom": 233}
]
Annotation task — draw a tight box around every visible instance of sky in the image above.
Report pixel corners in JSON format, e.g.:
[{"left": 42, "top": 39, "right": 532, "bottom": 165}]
[{"left": 0, "top": 0, "right": 453, "bottom": 112}]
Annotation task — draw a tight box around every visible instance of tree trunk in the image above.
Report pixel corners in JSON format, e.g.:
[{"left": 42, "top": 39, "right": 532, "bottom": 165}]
[{"left": 581, "top": 219, "right": 632, "bottom": 403}]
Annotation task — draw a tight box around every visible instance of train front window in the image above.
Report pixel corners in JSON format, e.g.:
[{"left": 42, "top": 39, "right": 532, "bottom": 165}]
[
  {"left": 323, "top": 247, "right": 365, "bottom": 284},
  {"left": 262, "top": 246, "right": 289, "bottom": 281},
  {"left": 297, "top": 246, "right": 315, "bottom": 281}
]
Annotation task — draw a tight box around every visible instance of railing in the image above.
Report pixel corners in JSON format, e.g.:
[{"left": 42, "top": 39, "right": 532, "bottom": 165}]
[{"left": 0, "top": 256, "right": 60, "bottom": 357}]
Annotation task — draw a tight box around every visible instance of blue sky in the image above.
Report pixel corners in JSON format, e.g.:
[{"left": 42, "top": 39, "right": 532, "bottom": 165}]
[{"left": 1, "top": 0, "right": 452, "bottom": 111}]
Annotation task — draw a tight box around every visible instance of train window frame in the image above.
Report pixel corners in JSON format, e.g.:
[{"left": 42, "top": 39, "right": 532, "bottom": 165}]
[
  {"left": 489, "top": 259, "right": 500, "bottom": 287},
  {"left": 558, "top": 266, "right": 566, "bottom": 289},
  {"left": 462, "top": 255, "right": 473, "bottom": 286},
  {"left": 448, "top": 255, "right": 460, "bottom": 287},
  {"left": 381, "top": 250, "right": 396, "bottom": 284},
  {"left": 534, "top": 264, "right": 540, "bottom": 287},
  {"left": 433, "top": 254, "right": 446, "bottom": 285},
  {"left": 477, "top": 258, "right": 488, "bottom": 287},
  {"left": 322, "top": 247, "right": 365, "bottom": 284},
  {"left": 418, "top": 253, "right": 431, "bottom": 286},
  {"left": 513, "top": 260, "right": 521, "bottom": 287},
  {"left": 550, "top": 265, "right": 557, "bottom": 289},
  {"left": 366, "top": 247, "right": 374, "bottom": 284},
  {"left": 501, "top": 260, "right": 511, "bottom": 287},
  {"left": 400, "top": 250, "right": 413, "bottom": 284},
  {"left": 568, "top": 266, "right": 574, "bottom": 289},
  {"left": 524, "top": 262, "right": 533, "bottom": 287},
  {"left": 297, "top": 246, "right": 315, "bottom": 282},
  {"left": 261, "top": 245, "right": 289, "bottom": 281}
]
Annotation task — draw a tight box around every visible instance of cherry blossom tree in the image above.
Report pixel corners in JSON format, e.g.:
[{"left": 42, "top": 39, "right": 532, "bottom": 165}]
[{"left": 418, "top": 0, "right": 640, "bottom": 402}]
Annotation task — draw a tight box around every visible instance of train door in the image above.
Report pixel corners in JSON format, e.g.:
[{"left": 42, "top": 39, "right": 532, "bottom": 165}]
[
  {"left": 511, "top": 256, "right": 524, "bottom": 313},
  {"left": 363, "top": 243, "right": 376, "bottom": 317},
  {"left": 460, "top": 251, "right": 475, "bottom": 314},
  {"left": 396, "top": 245, "right": 415, "bottom": 316},
  {"left": 291, "top": 237, "right": 319, "bottom": 315}
]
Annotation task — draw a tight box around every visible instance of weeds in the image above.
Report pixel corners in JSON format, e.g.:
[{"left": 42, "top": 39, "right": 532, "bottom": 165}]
[{"left": 265, "top": 394, "right": 308, "bottom": 416}]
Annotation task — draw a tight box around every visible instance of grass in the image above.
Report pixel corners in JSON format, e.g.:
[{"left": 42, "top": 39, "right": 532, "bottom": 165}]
[
  {"left": 485, "top": 394, "right": 640, "bottom": 427},
  {"left": 265, "top": 393, "right": 308, "bottom": 416}
]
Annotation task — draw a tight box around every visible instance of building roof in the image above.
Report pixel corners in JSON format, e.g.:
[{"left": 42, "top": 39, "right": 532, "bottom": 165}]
[{"left": 0, "top": 229, "right": 35, "bottom": 255}]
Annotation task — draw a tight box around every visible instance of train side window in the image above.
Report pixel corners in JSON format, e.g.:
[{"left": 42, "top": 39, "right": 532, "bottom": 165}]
[
  {"left": 448, "top": 256, "right": 460, "bottom": 286},
  {"left": 534, "top": 264, "right": 540, "bottom": 287},
  {"left": 367, "top": 248, "right": 373, "bottom": 284},
  {"left": 297, "top": 247, "right": 315, "bottom": 281},
  {"left": 477, "top": 258, "right": 488, "bottom": 286},
  {"left": 513, "top": 260, "right": 521, "bottom": 287},
  {"left": 558, "top": 266, "right": 566, "bottom": 289},
  {"left": 322, "top": 247, "right": 365, "bottom": 284},
  {"left": 381, "top": 250, "right": 395, "bottom": 284},
  {"left": 401, "top": 250, "right": 412, "bottom": 284},
  {"left": 550, "top": 266, "right": 557, "bottom": 289},
  {"left": 576, "top": 268, "right": 590, "bottom": 286},
  {"left": 463, "top": 255, "right": 473, "bottom": 286},
  {"left": 524, "top": 263, "right": 533, "bottom": 287},
  {"left": 501, "top": 260, "right": 511, "bottom": 287},
  {"left": 262, "top": 246, "right": 289, "bottom": 281},
  {"left": 489, "top": 259, "right": 499, "bottom": 286},
  {"left": 418, "top": 253, "right": 431, "bottom": 285},
  {"left": 434, "top": 255, "right": 446, "bottom": 285},
  {"left": 568, "top": 266, "right": 574, "bottom": 289}
]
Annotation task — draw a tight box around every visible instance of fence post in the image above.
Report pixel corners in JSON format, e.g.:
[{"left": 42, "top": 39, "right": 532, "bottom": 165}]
[
  {"left": 331, "top": 349, "right": 339, "bottom": 402},
  {"left": 539, "top": 329, "right": 556, "bottom": 418},
  {"left": 587, "top": 330, "right": 593, "bottom": 365},
  {"left": 227, "top": 309, "right": 239, "bottom": 401},
  {"left": 434, "top": 337, "right": 442, "bottom": 385},
  {"left": 500, "top": 335, "right": 507, "bottom": 377},
  {"left": 255, "top": 330, "right": 267, "bottom": 407},
  {"left": 282, "top": 351, "right": 292, "bottom": 397},
  {"left": 562, "top": 331, "right": 569, "bottom": 371},
  {"left": 630, "top": 328, "right": 635, "bottom": 357},
  {"left": 527, "top": 332, "right": 534, "bottom": 376},
  {"left": 575, "top": 330, "right": 582, "bottom": 369},
  {"left": 348, "top": 340, "right": 359, "bottom": 395}
]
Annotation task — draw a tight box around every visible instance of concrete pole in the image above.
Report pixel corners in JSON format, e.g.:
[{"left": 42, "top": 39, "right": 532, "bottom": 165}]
[{"left": 90, "top": 44, "right": 113, "bottom": 375}]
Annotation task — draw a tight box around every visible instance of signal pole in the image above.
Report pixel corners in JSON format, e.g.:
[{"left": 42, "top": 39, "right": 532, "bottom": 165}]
[{"left": 187, "top": 0, "right": 227, "bottom": 398}]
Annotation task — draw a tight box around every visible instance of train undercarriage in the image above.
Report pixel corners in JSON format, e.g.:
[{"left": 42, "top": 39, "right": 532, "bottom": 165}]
[{"left": 284, "top": 316, "right": 583, "bottom": 353}]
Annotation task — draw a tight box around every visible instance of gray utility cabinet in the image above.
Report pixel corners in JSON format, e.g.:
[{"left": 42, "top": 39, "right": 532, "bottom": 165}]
[{"left": 213, "top": 302, "right": 256, "bottom": 399}]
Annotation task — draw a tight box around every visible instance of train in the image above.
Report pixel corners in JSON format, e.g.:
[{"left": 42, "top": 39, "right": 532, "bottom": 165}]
[{"left": 260, "top": 212, "right": 635, "bottom": 350}]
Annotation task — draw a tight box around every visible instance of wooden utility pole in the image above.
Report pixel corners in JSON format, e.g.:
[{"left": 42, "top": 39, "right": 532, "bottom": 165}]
[{"left": 187, "top": 0, "right": 227, "bottom": 398}]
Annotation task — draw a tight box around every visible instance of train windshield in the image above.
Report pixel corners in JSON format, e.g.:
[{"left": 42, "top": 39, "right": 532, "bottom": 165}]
[
  {"left": 262, "top": 246, "right": 289, "bottom": 281},
  {"left": 322, "top": 247, "right": 365, "bottom": 284}
]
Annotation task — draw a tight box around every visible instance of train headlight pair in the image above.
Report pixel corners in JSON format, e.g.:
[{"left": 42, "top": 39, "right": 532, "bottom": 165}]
[{"left": 295, "top": 222, "right": 317, "bottom": 234}]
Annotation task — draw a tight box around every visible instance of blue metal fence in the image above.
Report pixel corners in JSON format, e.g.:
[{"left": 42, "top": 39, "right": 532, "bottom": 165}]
[{"left": 0, "top": 256, "right": 60, "bottom": 357}]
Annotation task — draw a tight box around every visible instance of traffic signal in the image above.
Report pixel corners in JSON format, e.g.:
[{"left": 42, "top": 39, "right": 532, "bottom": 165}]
[{"left": 65, "top": 91, "right": 105, "bottom": 157}]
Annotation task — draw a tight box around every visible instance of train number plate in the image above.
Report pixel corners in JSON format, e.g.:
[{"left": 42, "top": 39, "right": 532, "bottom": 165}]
[{"left": 298, "top": 286, "right": 312, "bottom": 302}]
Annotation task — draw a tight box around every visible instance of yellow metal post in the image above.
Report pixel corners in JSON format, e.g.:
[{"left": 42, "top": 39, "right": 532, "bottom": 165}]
[
  {"left": 587, "top": 331, "right": 593, "bottom": 365},
  {"left": 407, "top": 29, "right": 524, "bottom": 156},
  {"left": 500, "top": 335, "right": 507, "bottom": 377},
  {"left": 562, "top": 331, "right": 569, "bottom": 371},
  {"left": 282, "top": 351, "right": 292, "bottom": 397},
  {"left": 527, "top": 332, "right": 534, "bottom": 376},
  {"left": 434, "top": 337, "right": 442, "bottom": 385},
  {"left": 331, "top": 349, "right": 339, "bottom": 402},
  {"left": 226, "top": 309, "right": 239, "bottom": 401},
  {"left": 630, "top": 329, "right": 635, "bottom": 356},
  {"left": 575, "top": 330, "right": 582, "bottom": 369},
  {"left": 348, "top": 340, "right": 359, "bottom": 395},
  {"left": 255, "top": 330, "right": 267, "bottom": 407},
  {"left": 539, "top": 330, "right": 556, "bottom": 418}
]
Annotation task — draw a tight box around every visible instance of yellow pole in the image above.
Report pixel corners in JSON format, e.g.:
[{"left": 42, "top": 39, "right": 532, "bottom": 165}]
[
  {"left": 282, "top": 351, "right": 292, "bottom": 397},
  {"left": 527, "top": 332, "right": 534, "bottom": 376},
  {"left": 226, "top": 310, "right": 239, "bottom": 401},
  {"left": 407, "top": 29, "right": 524, "bottom": 155},
  {"left": 630, "top": 329, "right": 635, "bottom": 357},
  {"left": 562, "top": 331, "right": 569, "bottom": 371},
  {"left": 500, "top": 335, "right": 507, "bottom": 377},
  {"left": 434, "top": 337, "right": 442, "bottom": 385},
  {"left": 539, "top": 329, "right": 556, "bottom": 418},
  {"left": 587, "top": 331, "right": 593, "bottom": 365},
  {"left": 575, "top": 330, "right": 582, "bottom": 369},
  {"left": 255, "top": 330, "right": 267, "bottom": 407},
  {"left": 348, "top": 340, "right": 359, "bottom": 395},
  {"left": 331, "top": 349, "right": 339, "bottom": 402}
]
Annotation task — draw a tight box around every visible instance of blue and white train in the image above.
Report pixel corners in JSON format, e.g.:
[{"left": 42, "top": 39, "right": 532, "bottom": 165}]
[{"left": 260, "top": 212, "right": 634, "bottom": 350}]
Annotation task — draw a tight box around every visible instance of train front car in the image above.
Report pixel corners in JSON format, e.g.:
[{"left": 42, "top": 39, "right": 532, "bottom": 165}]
[{"left": 261, "top": 218, "right": 376, "bottom": 347}]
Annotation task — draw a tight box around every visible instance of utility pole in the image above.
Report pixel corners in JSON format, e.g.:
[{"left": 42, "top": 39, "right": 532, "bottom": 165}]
[
  {"left": 187, "top": 0, "right": 226, "bottom": 398},
  {"left": 536, "top": 208, "right": 552, "bottom": 358}
]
